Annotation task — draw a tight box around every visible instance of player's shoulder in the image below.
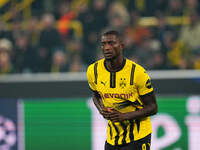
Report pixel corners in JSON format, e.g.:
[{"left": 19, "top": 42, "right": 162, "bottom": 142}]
[
  {"left": 126, "top": 58, "right": 146, "bottom": 71},
  {"left": 87, "top": 58, "right": 104, "bottom": 72}
]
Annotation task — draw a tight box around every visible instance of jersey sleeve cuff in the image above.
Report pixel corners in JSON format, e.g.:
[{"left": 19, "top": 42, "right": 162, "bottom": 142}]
[
  {"left": 139, "top": 91, "right": 154, "bottom": 98},
  {"left": 89, "top": 87, "right": 97, "bottom": 92}
]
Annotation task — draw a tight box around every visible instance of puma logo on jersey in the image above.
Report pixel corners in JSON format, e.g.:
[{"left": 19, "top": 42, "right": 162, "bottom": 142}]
[{"left": 101, "top": 81, "right": 106, "bottom": 86}]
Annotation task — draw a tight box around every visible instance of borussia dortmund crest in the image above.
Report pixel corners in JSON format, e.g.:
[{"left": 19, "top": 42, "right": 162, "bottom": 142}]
[{"left": 119, "top": 78, "right": 126, "bottom": 88}]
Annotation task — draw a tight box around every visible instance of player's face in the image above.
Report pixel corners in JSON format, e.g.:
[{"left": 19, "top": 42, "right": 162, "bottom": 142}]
[{"left": 101, "top": 34, "right": 122, "bottom": 60}]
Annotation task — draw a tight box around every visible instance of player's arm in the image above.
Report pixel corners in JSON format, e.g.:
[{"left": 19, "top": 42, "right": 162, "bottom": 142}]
[
  {"left": 122, "top": 92, "right": 157, "bottom": 120},
  {"left": 87, "top": 64, "right": 112, "bottom": 120},
  {"left": 92, "top": 90, "right": 112, "bottom": 120},
  {"left": 135, "top": 92, "right": 158, "bottom": 118},
  {"left": 87, "top": 65, "right": 104, "bottom": 115},
  {"left": 108, "top": 92, "right": 157, "bottom": 122},
  {"left": 92, "top": 90, "right": 104, "bottom": 114}
]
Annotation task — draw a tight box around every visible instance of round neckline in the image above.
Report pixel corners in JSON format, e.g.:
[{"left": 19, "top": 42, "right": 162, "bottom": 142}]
[{"left": 104, "top": 58, "right": 126, "bottom": 73}]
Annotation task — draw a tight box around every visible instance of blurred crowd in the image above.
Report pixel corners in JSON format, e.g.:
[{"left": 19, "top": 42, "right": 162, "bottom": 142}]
[{"left": 1, "top": 0, "right": 200, "bottom": 74}]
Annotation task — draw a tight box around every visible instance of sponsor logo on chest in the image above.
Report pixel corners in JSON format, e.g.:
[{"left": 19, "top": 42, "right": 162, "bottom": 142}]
[{"left": 99, "top": 91, "right": 133, "bottom": 99}]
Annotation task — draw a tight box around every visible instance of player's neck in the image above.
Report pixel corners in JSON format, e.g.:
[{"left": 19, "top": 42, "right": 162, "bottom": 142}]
[{"left": 105, "top": 56, "right": 124, "bottom": 72}]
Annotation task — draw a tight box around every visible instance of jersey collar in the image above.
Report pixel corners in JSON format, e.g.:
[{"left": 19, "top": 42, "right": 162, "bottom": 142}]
[{"left": 104, "top": 58, "right": 126, "bottom": 72}]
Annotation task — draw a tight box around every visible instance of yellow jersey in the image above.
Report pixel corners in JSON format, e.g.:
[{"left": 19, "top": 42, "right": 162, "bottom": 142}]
[{"left": 87, "top": 58, "right": 154, "bottom": 146}]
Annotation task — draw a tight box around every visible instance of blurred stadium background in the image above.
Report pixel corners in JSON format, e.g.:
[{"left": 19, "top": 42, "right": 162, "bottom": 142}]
[{"left": 0, "top": 0, "right": 200, "bottom": 150}]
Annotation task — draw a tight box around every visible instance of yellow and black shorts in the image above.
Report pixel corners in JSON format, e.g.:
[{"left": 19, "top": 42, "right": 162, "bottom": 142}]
[{"left": 105, "top": 134, "right": 151, "bottom": 150}]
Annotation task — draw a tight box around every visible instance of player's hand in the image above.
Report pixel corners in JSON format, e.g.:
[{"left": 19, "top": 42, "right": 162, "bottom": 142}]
[
  {"left": 107, "top": 109, "right": 127, "bottom": 122},
  {"left": 100, "top": 107, "right": 114, "bottom": 120}
]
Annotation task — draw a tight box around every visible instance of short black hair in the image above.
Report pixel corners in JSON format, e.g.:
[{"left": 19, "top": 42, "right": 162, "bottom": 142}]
[
  {"left": 102, "top": 30, "right": 123, "bottom": 45},
  {"left": 102, "top": 30, "right": 121, "bottom": 38}
]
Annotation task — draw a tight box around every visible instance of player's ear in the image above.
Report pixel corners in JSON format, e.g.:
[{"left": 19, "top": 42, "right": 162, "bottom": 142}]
[
  {"left": 120, "top": 42, "right": 124, "bottom": 49},
  {"left": 118, "top": 37, "right": 123, "bottom": 49}
]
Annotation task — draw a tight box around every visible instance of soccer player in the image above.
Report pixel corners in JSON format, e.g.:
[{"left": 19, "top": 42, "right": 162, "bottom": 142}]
[{"left": 87, "top": 30, "right": 158, "bottom": 150}]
